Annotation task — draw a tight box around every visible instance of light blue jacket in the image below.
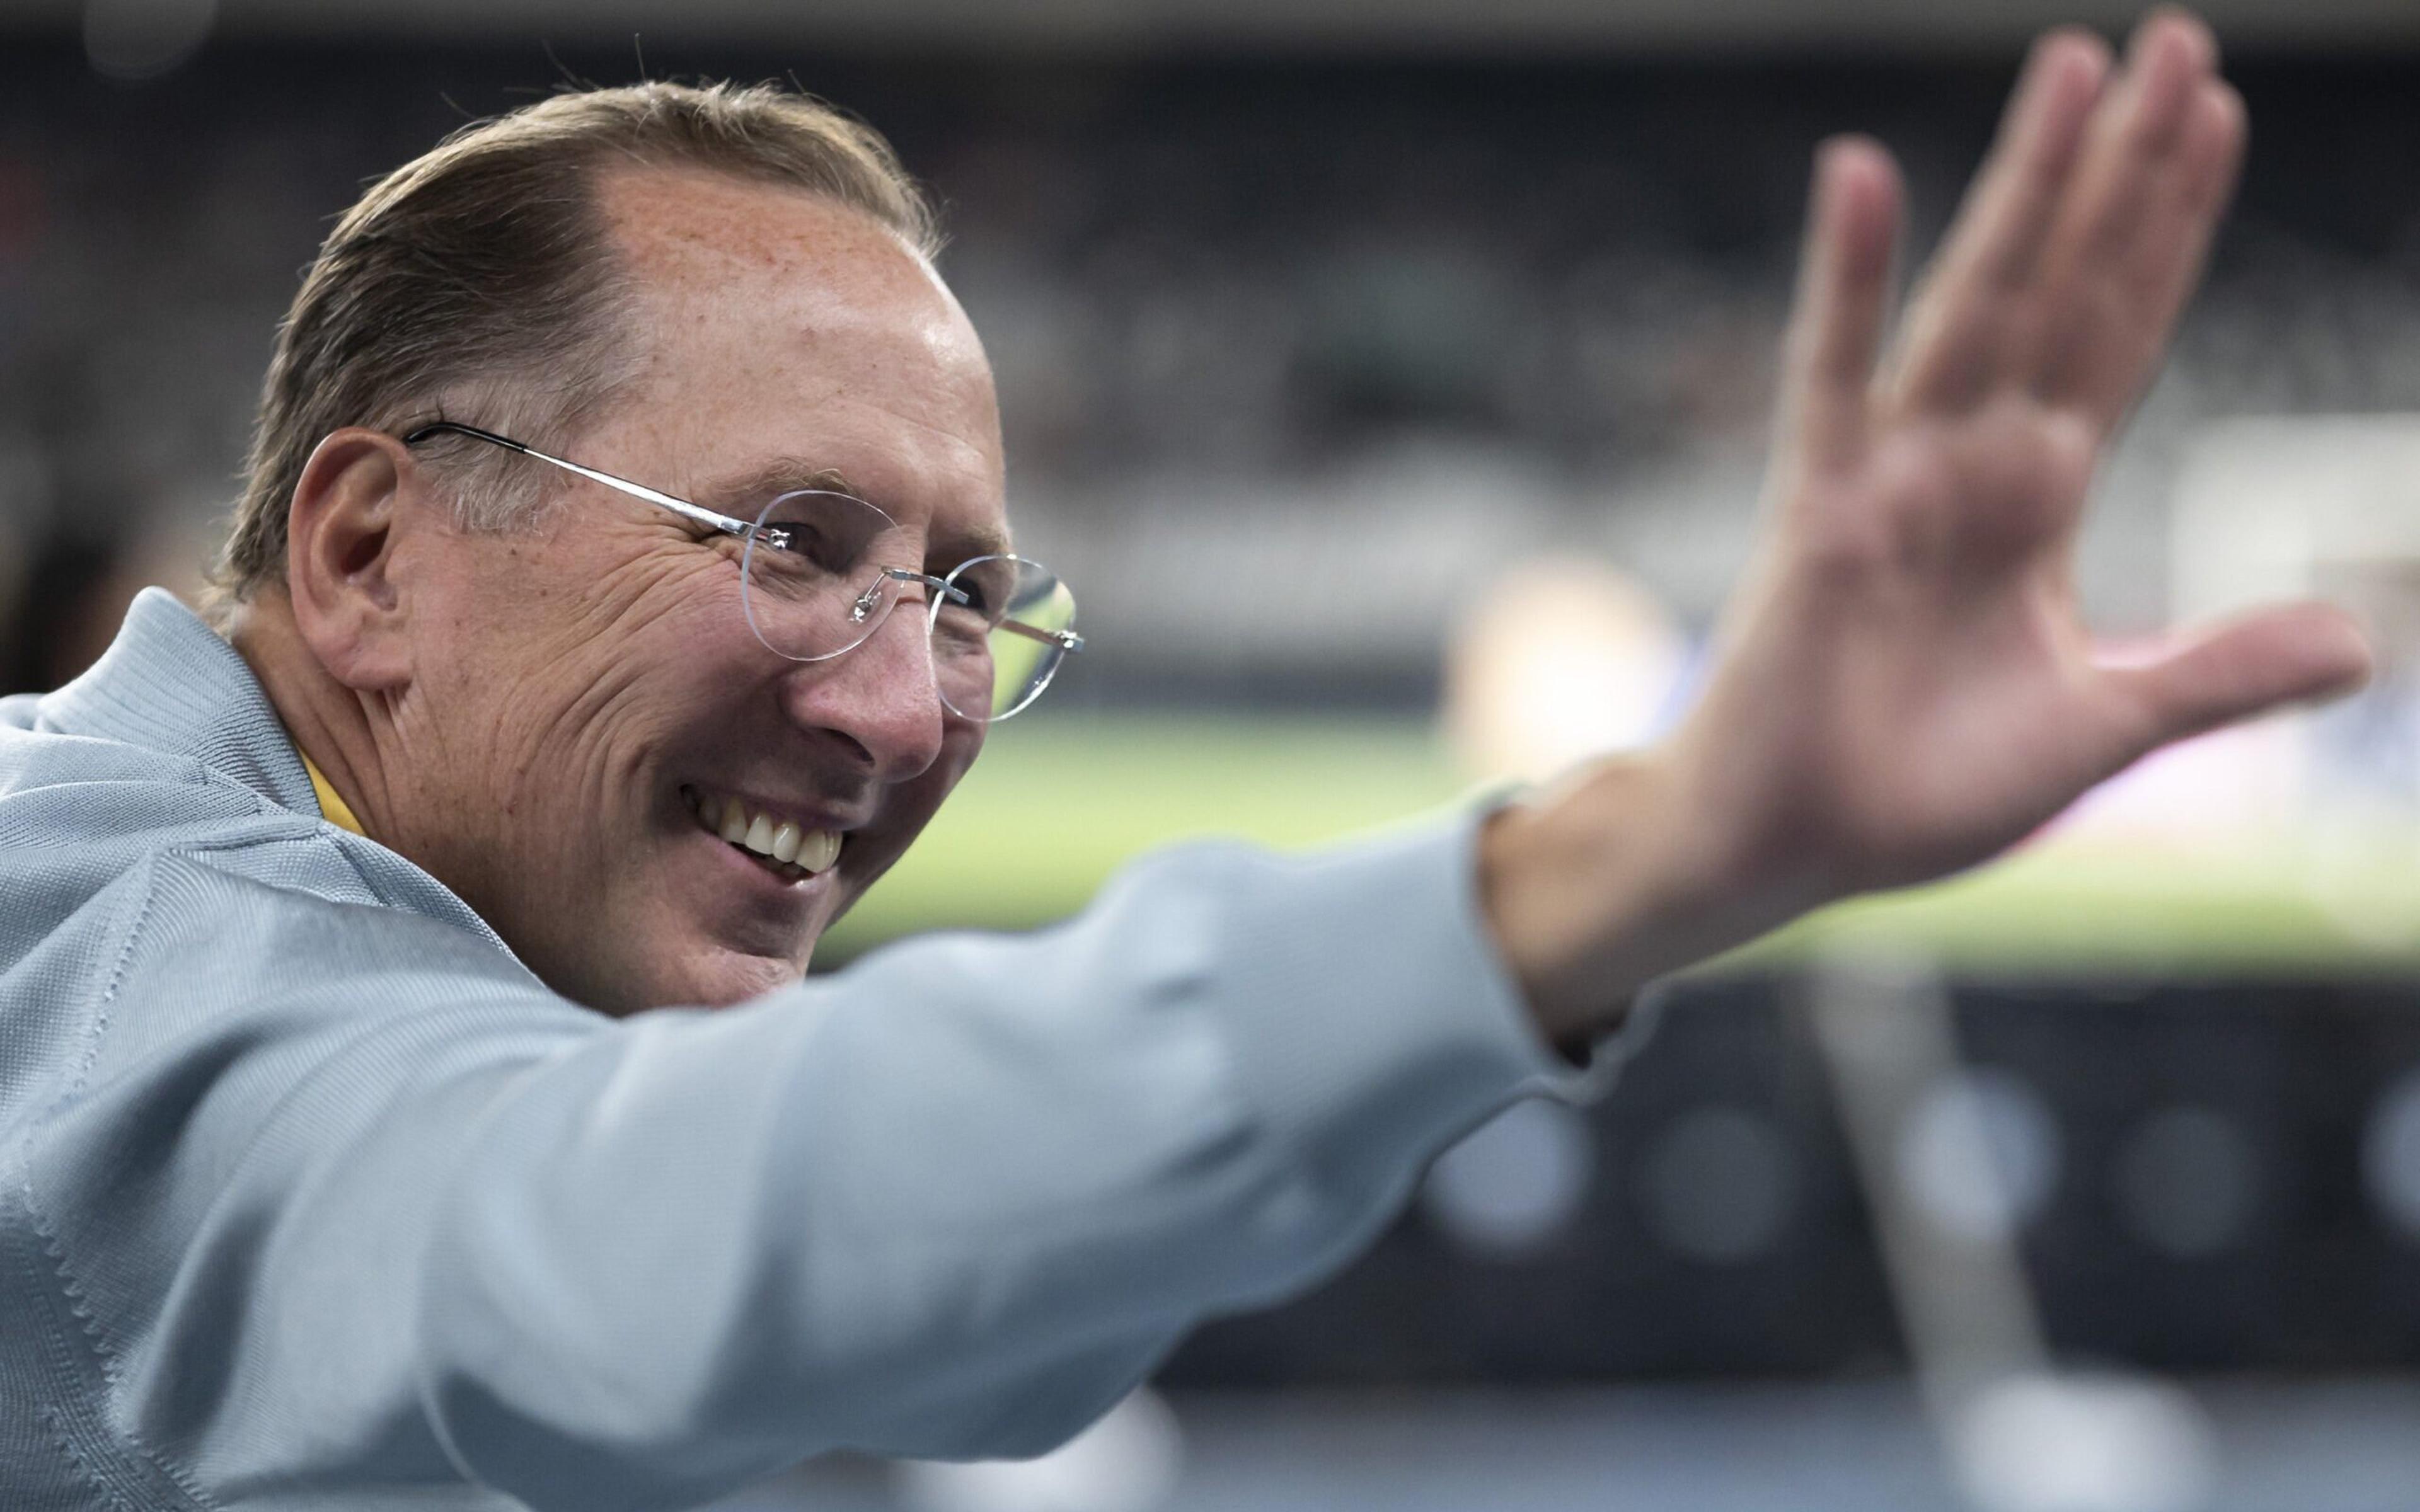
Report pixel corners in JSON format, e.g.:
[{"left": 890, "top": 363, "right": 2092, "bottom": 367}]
[{"left": 0, "top": 590, "right": 1603, "bottom": 1511}]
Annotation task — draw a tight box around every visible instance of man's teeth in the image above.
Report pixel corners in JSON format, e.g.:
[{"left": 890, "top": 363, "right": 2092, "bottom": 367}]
[
  {"left": 690, "top": 790, "right": 843, "bottom": 877},
  {"left": 797, "top": 828, "right": 841, "bottom": 872}
]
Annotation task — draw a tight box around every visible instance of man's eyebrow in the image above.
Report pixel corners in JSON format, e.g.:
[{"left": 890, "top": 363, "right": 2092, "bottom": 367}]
[
  {"left": 928, "top": 524, "right": 1015, "bottom": 566},
  {"left": 696, "top": 456, "right": 864, "bottom": 515},
  {"left": 700, "top": 456, "right": 1013, "bottom": 561}
]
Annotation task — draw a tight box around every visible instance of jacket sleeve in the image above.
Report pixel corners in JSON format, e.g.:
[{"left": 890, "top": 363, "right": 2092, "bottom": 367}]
[{"left": 40, "top": 813, "right": 1610, "bottom": 1512}]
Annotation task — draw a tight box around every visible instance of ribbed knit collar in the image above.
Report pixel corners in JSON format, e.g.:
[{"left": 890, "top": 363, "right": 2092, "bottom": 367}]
[
  {"left": 36, "top": 587, "right": 517, "bottom": 960},
  {"left": 40, "top": 588, "right": 321, "bottom": 821}
]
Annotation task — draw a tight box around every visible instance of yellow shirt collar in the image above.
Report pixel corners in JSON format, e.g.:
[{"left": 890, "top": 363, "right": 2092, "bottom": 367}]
[{"left": 298, "top": 749, "right": 368, "bottom": 838}]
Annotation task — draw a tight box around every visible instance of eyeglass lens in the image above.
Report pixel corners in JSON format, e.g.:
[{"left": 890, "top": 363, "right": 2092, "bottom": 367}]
[{"left": 742, "top": 490, "right": 1078, "bottom": 723}]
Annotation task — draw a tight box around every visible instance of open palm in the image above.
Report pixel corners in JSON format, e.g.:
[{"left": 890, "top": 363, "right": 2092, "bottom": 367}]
[{"left": 1668, "top": 11, "right": 2370, "bottom": 903}]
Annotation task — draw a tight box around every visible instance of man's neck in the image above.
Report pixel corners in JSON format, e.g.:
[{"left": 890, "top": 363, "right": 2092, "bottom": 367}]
[{"left": 224, "top": 592, "right": 391, "bottom": 842}]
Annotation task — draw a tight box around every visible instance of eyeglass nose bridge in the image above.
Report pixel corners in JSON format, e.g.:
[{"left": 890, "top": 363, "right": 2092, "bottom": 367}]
[{"left": 851, "top": 567, "right": 970, "bottom": 626}]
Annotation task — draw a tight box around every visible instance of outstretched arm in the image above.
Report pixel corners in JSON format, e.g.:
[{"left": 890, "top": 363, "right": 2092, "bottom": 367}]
[{"left": 1482, "top": 9, "right": 2373, "bottom": 1046}]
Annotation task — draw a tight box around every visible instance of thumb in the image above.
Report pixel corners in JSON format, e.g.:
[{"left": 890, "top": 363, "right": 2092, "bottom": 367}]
[{"left": 2101, "top": 600, "right": 2373, "bottom": 759}]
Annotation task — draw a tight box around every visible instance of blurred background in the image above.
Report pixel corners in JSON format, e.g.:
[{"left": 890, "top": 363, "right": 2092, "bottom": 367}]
[{"left": 5, "top": 1, "right": 2420, "bottom": 1508}]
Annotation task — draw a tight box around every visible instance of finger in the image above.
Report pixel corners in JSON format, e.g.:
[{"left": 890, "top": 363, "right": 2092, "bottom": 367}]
[
  {"left": 1890, "top": 27, "right": 2111, "bottom": 412},
  {"left": 2027, "top": 9, "right": 2237, "bottom": 430},
  {"left": 2099, "top": 600, "right": 2372, "bottom": 760},
  {"left": 2035, "top": 75, "right": 2244, "bottom": 428},
  {"left": 1778, "top": 136, "right": 1900, "bottom": 472}
]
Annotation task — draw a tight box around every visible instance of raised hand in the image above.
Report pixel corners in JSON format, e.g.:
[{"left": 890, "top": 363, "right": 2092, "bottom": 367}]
[{"left": 1484, "top": 10, "right": 2373, "bottom": 1041}]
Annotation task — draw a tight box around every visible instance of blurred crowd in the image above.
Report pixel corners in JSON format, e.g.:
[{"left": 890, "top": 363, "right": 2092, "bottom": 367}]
[{"left": 6, "top": 42, "right": 2420, "bottom": 702}]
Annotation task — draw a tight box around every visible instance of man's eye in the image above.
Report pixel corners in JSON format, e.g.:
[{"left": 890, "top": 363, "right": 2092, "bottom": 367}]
[
  {"left": 764, "top": 524, "right": 856, "bottom": 574},
  {"left": 754, "top": 491, "right": 891, "bottom": 575},
  {"left": 945, "top": 562, "right": 1017, "bottom": 618}
]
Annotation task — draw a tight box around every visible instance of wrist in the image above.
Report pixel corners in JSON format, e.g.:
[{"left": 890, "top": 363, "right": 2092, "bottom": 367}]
[
  {"left": 1477, "top": 752, "right": 1690, "bottom": 1050},
  {"left": 1477, "top": 744, "right": 1832, "bottom": 1051}
]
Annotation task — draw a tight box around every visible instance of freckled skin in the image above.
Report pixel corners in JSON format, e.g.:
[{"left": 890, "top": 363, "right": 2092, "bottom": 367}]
[{"left": 377, "top": 169, "right": 1006, "bottom": 1014}]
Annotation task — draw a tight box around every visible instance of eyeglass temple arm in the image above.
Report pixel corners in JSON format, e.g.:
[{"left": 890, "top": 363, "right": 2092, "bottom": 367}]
[
  {"left": 405, "top": 425, "right": 1086, "bottom": 656},
  {"left": 1001, "top": 619, "right": 1085, "bottom": 653},
  {"left": 401, "top": 421, "right": 753, "bottom": 539}
]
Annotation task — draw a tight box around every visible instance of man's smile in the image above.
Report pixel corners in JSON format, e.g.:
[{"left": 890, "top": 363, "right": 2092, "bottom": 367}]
[{"left": 681, "top": 784, "right": 848, "bottom": 885}]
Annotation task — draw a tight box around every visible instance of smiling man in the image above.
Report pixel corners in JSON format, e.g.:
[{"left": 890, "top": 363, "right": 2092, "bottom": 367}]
[
  {"left": 0, "top": 13, "right": 2377, "bottom": 1512},
  {"left": 228, "top": 158, "right": 1010, "bottom": 1015}
]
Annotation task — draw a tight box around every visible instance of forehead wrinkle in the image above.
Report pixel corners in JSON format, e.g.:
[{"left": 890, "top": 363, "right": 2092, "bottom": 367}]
[
  {"left": 599, "top": 171, "right": 996, "bottom": 433},
  {"left": 594, "top": 166, "right": 1011, "bottom": 561}
]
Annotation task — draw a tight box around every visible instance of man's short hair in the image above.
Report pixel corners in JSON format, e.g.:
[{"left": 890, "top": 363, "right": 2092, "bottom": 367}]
[{"left": 208, "top": 81, "right": 938, "bottom": 612}]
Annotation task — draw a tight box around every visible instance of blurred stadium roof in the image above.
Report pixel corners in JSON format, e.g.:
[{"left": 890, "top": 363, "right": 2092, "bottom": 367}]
[{"left": 7, "top": 0, "right": 2420, "bottom": 54}]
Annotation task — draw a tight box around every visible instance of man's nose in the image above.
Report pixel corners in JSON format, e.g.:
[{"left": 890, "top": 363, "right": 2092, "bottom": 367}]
[{"left": 780, "top": 596, "right": 948, "bottom": 782}]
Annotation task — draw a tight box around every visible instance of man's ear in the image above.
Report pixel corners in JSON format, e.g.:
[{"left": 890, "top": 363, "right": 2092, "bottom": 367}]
[{"left": 284, "top": 427, "right": 426, "bottom": 691}]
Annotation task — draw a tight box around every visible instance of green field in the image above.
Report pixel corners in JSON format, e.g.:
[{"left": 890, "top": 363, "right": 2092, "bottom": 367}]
[
  {"left": 822, "top": 714, "right": 1472, "bottom": 956},
  {"left": 821, "top": 713, "right": 2420, "bottom": 978}
]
